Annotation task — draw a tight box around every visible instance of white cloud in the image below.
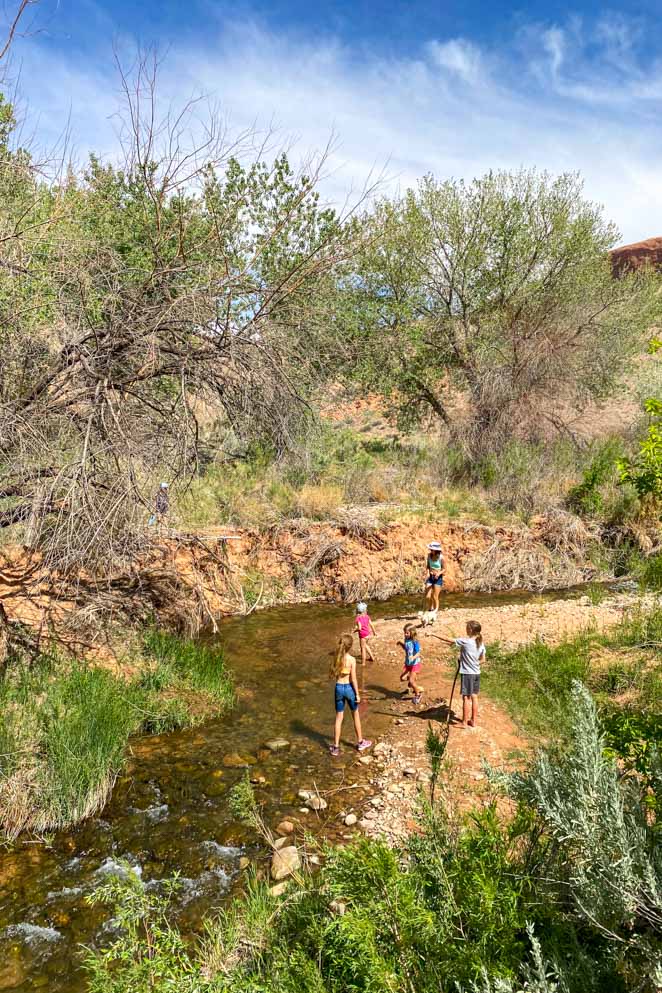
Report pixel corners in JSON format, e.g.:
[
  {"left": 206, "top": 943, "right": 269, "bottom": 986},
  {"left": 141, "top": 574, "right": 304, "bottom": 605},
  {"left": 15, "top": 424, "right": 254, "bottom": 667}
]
[
  {"left": 427, "top": 38, "right": 483, "bottom": 82},
  {"left": 8, "top": 15, "right": 662, "bottom": 244}
]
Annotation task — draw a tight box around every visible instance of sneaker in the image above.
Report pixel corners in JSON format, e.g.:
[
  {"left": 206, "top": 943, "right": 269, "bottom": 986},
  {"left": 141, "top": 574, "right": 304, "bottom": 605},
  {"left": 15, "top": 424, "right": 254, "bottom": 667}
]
[
  {"left": 329, "top": 745, "right": 340, "bottom": 757},
  {"left": 356, "top": 739, "right": 372, "bottom": 752},
  {"left": 412, "top": 694, "right": 422, "bottom": 705}
]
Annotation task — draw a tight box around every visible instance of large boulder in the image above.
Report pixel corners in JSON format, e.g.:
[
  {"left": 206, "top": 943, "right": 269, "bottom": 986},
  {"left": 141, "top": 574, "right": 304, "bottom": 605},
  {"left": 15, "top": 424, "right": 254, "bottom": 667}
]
[{"left": 270, "top": 845, "right": 300, "bottom": 881}]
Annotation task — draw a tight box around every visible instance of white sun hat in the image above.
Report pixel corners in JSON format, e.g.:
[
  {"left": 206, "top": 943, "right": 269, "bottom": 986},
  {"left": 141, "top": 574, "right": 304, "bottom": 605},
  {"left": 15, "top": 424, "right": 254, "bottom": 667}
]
[
  {"left": 160, "top": 481, "right": 169, "bottom": 488},
  {"left": 428, "top": 541, "right": 442, "bottom": 551},
  {"left": 356, "top": 602, "right": 368, "bottom": 613}
]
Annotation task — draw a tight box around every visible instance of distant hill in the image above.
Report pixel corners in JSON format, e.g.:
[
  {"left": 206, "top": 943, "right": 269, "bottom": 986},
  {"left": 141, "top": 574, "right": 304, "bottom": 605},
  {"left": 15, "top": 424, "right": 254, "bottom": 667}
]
[{"left": 611, "top": 236, "right": 662, "bottom": 275}]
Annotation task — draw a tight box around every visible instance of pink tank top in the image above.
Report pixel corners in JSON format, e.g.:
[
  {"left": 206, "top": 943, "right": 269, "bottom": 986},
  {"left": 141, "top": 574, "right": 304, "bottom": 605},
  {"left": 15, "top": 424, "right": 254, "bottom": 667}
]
[{"left": 356, "top": 614, "right": 371, "bottom": 638}]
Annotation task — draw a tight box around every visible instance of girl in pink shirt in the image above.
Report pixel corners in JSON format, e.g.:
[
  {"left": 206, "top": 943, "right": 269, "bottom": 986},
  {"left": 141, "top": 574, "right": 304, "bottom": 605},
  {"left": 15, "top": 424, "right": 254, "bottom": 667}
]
[{"left": 353, "top": 602, "right": 377, "bottom": 665}]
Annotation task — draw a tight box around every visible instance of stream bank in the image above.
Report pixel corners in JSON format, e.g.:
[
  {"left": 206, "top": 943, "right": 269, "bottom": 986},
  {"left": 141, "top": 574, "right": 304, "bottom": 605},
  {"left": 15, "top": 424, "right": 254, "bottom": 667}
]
[{"left": 0, "top": 585, "right": 636, "bottom": 992}]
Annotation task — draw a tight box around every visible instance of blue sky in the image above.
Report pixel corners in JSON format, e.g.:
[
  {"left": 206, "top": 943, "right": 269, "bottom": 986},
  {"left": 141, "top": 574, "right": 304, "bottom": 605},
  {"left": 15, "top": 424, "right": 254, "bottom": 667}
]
[{"left": 5, "top": 0, "right": 662, "bottom": 241}]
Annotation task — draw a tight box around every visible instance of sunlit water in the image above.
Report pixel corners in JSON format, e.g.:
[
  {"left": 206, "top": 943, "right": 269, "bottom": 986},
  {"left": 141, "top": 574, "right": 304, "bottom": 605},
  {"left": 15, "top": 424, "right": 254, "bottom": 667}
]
[{"left": 0, "top": 588, "right": 593, "bottom": 991}]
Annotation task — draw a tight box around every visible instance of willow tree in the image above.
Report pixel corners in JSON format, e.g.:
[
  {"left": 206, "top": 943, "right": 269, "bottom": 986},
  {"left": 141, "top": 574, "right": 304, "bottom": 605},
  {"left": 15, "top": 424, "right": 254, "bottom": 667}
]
[
  {"left": 0, "top": 56, "right": 362, "bottom": 573},
  {"left": 346, "top": 169, "right": 659, "bottom": 451}
]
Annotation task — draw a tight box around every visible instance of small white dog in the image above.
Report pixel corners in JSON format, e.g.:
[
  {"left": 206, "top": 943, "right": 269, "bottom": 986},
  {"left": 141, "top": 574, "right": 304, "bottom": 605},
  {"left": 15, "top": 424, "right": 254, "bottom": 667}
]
[{"left": 417, "top": 609, "right": 438, "bottom": 626}]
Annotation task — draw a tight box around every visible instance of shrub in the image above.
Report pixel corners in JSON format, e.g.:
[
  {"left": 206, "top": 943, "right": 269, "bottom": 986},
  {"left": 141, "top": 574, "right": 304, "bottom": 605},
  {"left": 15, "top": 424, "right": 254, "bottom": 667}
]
[{"left": 295, "top": 483, "right": 344, "bottom": 520}]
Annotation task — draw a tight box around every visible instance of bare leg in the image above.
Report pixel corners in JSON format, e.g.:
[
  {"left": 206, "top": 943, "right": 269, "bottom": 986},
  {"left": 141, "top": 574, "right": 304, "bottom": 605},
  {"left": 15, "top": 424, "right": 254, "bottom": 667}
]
[
  {"left": 460, "top": 696, "right": 470, "bottom": 728},
  {"left": 425, "top": 584, "right": 434, "bottom": 609},
  {"left": 334, "top": 710, "right": 344, "bottom": 747},
  {"left": 469, "top": 694, "right": 479, "bottom": 727},
  {"left": 359, "top": 640, "right": 367, "bottom": 665},
  {"left": 432, "top": 584, "right": 441, "bottom": 610},
  {"left": 351, "top": 708, "right": 363, "bottom": 742},
  {"left": 365, "top": 639, "right": 375, "bottom": 662}
]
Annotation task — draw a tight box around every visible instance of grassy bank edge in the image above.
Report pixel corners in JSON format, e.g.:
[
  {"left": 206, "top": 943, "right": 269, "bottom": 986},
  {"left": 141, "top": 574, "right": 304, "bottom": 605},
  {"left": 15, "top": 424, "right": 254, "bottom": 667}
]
[{"left": 0, "top": 631, "right": 234, "bottom": 840}]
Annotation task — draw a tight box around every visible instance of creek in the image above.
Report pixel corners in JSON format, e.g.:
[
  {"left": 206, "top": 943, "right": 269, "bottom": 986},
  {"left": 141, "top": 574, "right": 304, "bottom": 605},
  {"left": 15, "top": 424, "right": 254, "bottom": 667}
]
[{"left": 0, "top": 589, "right": 581, "bottom": 991}]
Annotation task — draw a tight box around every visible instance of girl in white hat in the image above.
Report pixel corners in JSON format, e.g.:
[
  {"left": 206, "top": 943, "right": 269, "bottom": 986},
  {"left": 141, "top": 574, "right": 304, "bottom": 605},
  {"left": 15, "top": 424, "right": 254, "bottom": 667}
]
[{"left": 425, "top": 541, "right": 444, "bottom": 612}]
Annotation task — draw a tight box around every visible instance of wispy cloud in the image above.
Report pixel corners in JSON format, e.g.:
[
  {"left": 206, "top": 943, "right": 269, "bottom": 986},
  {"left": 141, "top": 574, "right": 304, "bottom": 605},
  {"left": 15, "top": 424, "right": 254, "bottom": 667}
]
[{"left": 10, "top": 12, "right": 662, "bottom": 243}]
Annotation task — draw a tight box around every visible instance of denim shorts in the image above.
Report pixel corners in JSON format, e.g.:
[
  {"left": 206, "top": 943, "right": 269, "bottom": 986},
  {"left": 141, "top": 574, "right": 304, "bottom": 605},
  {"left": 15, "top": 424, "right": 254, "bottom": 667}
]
[
  {"left": 425, "top": 574, "right": 444, "bottom": 587},
  {"left": 335, "top": 683, "right": 358, "bottom": 712},
  {"left": 461, "top": 673, "right": 480, "bottom": 696}
]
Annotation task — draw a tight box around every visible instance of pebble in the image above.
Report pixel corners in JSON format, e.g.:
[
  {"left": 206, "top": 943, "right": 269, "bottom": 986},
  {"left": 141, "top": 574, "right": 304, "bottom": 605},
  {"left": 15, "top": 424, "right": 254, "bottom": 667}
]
[
  {"left": 369, "top": 797, "right": 383, "bottom": 807},
  {"left": 270, "top": 846, "right": 300, "bottom": 881},
  {"left": 306, "top": 796, "right": 328, "bottom": 811},
  {"left": 298, "top": 789, "right": 314, "bottom": 800},
  {"left": 239, "top": 857, "right": 250, "bottom": 870},
  {"left": 270, "top": 881, "right": 289, "bottom": 896},
  {"left": 358, "top": 818, "right": 372, "bottom": 830},
  {"left": 273, "top": 836, "right": 290, "bottom": 850},
  {"left": 344, "top": 813, "right": 358, "bottom": 826},
  {"left": 358, "top": 756, "right": 373, "bottom": 765},
  {"left": 250, "top": 774, "right": 267, "bottom": 785},
  {"left": 402, "top": 767, "right": 417, "bottom": 777},
  {"left": 276, "top": 819, "right": 295, "bottom": 835}
]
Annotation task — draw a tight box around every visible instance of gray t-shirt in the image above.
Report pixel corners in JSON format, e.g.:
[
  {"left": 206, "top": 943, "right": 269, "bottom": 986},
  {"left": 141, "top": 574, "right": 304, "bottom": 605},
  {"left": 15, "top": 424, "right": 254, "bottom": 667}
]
[{"left": 455, "top": 637, "right": 486, "bottom": 675}]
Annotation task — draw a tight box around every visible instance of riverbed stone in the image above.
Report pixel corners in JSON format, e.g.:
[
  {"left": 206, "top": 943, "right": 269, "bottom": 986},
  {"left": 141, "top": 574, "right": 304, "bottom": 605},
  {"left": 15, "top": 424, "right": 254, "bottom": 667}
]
[
  {"left": 271, "top": 845, "right": 300, "bottom": 881},
  {"left": 276, "top": 819, "right": 295, "bottom": 835},
  {"left": 264, "top": 738, "right": 290, "bottom": 752},
  {"left": 223, "top": 752, "right": 257, "bottom": 768},
  {"left": 344, "top": 813, "right": 358, "bottom": 826},
  {"left": 306, "top": 795, "right": 328, "bottom": 811},
  {"left": 273, "top": 836, "right": 290, "bottom": 850},
  {"left": 402, "top": 767, "right": 417, "bottom": 777},
  {"left": 270, "top": 881, "right": 289, "bottom": 896}
]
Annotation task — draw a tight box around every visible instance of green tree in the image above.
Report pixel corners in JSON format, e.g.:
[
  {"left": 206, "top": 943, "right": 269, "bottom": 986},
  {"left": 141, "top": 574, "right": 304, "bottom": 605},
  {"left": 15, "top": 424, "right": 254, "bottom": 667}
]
[{"left": 346, "top": 169, "right": 658, "bottom": 450}]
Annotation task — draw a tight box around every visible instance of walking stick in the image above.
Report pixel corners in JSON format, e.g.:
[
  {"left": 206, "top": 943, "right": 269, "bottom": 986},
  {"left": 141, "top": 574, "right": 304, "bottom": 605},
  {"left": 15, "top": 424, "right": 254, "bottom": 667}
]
[{"left": 447, "top": 662, "right": 460, "bottom": 726}]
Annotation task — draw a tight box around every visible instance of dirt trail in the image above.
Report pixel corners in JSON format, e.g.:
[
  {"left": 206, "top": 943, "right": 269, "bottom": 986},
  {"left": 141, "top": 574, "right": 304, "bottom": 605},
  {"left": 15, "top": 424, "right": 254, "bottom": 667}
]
[{"left": 341, "top": 593, "right": 632, "bottom": 842}]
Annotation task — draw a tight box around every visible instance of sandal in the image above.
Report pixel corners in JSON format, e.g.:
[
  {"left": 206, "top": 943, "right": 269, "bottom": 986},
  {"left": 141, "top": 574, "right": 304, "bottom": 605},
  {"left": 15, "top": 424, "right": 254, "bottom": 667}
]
[{"left": 329, "top": 745, "right": 340, "bottom": 757}]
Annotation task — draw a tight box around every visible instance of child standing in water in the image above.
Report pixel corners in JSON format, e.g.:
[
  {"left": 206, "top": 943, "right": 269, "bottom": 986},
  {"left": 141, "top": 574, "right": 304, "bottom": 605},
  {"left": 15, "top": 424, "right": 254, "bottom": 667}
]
[
  {"left": 398, "top": 623, "right": 423, "bottom": 704},
  {"left": 329, "top": 634, "right": 372, "bottom": 757},
  {"left": 425, "top": 541, "right": 444, "bottom": 612},
  {"left": 437, "top": 620, "right": 485, "bottom": 728},
  {"left": 353, "top": 602, "right": 377, "bottom": 664}
]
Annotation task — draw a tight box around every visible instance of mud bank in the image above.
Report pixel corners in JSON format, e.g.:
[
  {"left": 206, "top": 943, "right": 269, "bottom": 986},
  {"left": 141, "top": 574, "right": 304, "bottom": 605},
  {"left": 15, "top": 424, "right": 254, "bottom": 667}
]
[{"left": 0, "top": 510, "right": 605, "bottom": 646}]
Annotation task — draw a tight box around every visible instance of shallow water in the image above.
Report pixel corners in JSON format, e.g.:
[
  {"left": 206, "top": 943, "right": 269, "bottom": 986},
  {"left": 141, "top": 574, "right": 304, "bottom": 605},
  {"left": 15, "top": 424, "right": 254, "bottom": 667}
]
[{"left": 0, "top": 588, "right": 589, "bottom": 991}]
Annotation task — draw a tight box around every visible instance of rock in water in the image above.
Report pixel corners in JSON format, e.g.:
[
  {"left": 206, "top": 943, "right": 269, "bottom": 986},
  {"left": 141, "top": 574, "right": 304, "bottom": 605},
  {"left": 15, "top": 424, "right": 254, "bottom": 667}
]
[
  {"left": 276, "top": 819, "right": 295, "bottom": 835},
  {"left": 264, "top": 738, "right": 290, "bottom": 752},
  {"left": 271, "top": 846, "right": 300, "bottom": 881},
  {"left": 223, "top": 753, "right": 257, "bottom": 768},
  {"left": 306, "top": 795, "right": 328, "bottom": 811}
]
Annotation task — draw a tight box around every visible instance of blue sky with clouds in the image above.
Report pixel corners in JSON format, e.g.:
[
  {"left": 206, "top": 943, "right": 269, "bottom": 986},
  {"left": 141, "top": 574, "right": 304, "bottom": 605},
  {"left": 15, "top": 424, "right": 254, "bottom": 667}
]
[{"left": 5, "top": 0, "right": 662, "bottom": 242}]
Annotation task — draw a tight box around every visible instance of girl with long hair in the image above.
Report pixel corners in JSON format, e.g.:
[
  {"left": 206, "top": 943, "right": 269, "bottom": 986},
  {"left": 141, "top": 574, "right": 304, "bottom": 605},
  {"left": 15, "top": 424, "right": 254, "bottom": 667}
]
[{"left": 329, "top": 634, "right": 372, "bottom": 757}]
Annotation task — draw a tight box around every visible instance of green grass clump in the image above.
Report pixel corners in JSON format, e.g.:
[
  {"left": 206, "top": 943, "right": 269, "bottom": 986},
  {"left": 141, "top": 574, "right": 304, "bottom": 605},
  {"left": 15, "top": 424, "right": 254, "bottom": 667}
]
[
  {"left": 483, "top": 633, "right": 593, "bottom": 736},
  {"left": 0, "top": 631, "right": 233, "bottom": 837},
  {"left": 141, "top": 630, "right": 235, "bottom": 710}
]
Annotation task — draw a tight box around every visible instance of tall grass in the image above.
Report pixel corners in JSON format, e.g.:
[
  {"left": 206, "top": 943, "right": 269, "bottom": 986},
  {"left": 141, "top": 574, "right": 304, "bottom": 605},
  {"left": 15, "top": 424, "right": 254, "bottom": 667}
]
[{"left": 0, "top": 632, "right": 234, "bottom": 837}]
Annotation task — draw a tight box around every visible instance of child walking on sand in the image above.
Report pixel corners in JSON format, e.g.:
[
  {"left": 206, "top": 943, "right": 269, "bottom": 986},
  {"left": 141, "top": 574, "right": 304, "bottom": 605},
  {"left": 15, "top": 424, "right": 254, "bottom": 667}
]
[
  {"left": 398, "top": 623, "right": 423, "bottom": 705},
  {"left": 354, "top": 602, "right": 377, "bottom": 664},
  {"left": 437, "top": 620, "right": 485, "bottom": 728},
  {"left": 329, "top": 634, "right": 372, "bottom": 757}
]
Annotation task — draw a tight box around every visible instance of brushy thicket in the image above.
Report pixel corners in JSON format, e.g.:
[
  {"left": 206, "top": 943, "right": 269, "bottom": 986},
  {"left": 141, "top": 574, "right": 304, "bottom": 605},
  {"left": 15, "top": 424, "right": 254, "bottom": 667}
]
[
  {"left": 0, "top": 633, "right": 233, "bottom": 838},
  {"left": 83, "top": 684, "right": 661, "bottom": 993},
  {"left": 175, "top": 422, "right": 645, "bottom": 531}
]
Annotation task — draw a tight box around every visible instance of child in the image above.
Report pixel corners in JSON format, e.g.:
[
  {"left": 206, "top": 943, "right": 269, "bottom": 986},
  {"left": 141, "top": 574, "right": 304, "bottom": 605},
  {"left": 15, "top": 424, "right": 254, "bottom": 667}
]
[
  {"left": 425, "top": 541, "right": 444, "bottom": 612},
  {"left": 398, "top": 623, "right": 423, "bottom": 705},
  {"left": 353, "top": 602, "right": 377, "bottom": 664},
  {"left": 437, "top": 620, "right": 485, "bottom": 728},
  {"left": 329, "top": 634, "right": 372, "bottom": 757}
]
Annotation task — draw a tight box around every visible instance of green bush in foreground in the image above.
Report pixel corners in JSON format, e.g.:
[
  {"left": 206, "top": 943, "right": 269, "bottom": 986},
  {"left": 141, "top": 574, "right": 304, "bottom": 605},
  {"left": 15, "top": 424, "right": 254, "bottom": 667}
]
[
  {"left": 0, "top": 632, "right": 233, "bottom": 837},
  {"left": 84, "top": 685, "right": 661, "bottom": 993}
]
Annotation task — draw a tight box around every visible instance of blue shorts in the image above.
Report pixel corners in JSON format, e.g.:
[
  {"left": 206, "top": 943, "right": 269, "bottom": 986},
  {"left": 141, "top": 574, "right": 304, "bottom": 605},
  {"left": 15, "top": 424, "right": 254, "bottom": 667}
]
[
  {"left": 425, "top": 574, "right": 444, "bottom": 587},
  {"left": 335, "top": 683, "right": 358, "bottom": 713}
]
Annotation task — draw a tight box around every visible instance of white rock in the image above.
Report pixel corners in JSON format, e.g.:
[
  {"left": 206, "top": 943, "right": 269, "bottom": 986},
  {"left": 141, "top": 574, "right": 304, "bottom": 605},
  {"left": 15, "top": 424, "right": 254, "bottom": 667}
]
[
  {"left": 402, "top": 767, "right": 417, "bottom": 777},
  {"left": 344, "top": 813, "right": 358, "bottom": 826},
  {"left": 306, "top": 795, "right": 328, "bottom": 811}
]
